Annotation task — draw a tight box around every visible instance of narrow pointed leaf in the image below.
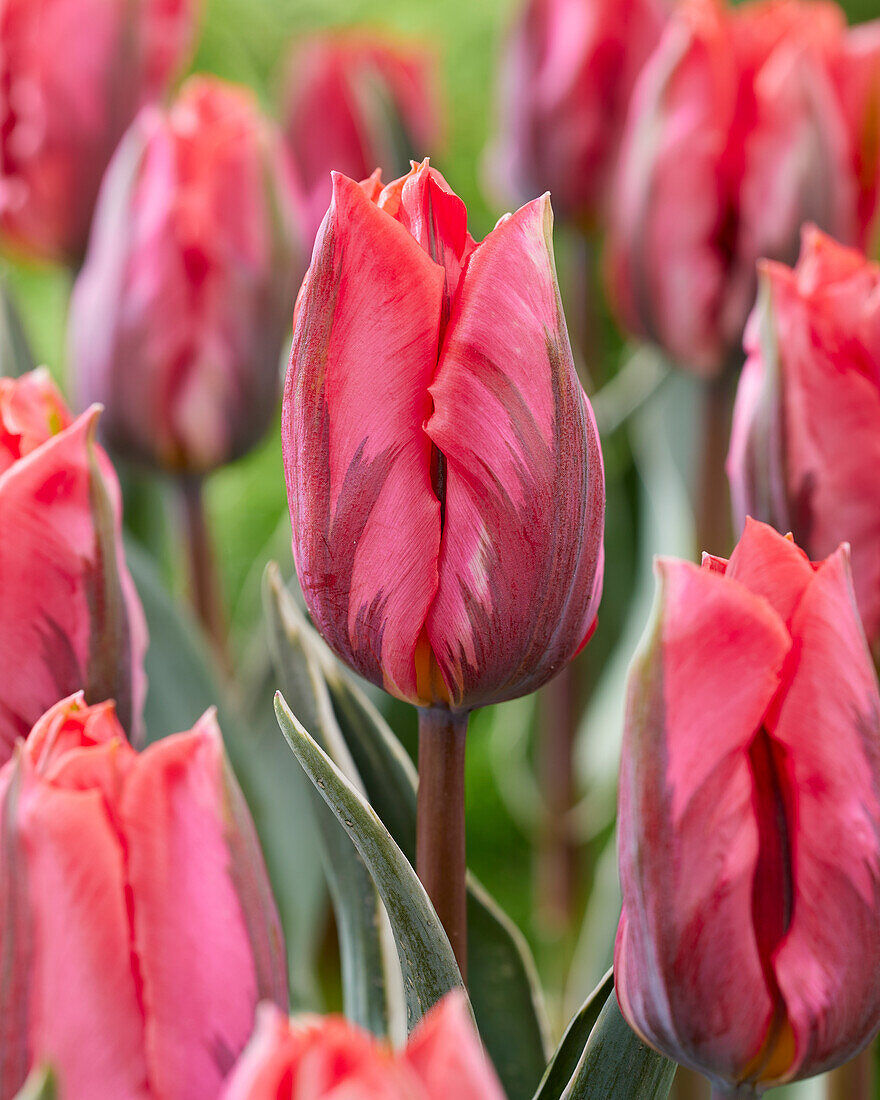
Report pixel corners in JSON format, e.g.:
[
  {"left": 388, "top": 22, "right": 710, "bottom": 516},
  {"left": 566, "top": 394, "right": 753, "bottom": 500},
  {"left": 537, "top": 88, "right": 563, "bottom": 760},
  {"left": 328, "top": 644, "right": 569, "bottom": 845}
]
[
  {"left": 561, "top": 990, "right": 675, "bottom": 1100},
  {"left": 274, "top": 691, "right": 466, "bottom": 1029},
  {"left": 533, "top": 969, "right": 614, "bottom": 1100},
  {"left": 264, "top": 564, "right": 389, "bottom": 1036}
]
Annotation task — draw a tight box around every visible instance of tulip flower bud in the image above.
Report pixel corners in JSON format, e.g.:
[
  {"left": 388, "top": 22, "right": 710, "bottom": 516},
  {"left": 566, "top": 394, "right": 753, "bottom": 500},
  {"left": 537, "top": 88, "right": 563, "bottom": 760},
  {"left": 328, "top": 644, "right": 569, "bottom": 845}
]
[
  {"left": 0, "top": 370, "right": 147, "bottom": 763},
  {"left": 0, "top": 693, "right": 288, "bottom": 1099},
  {"left": 606, "top": 0, "right": 862, "bottom": 375},
  {"left": 0, "top": 0, "right": 198, "bottom": 264},
  {"left": 283, "top": 160, "right": 605, "bottom": 712},
  {"left": 281, "top": 34, "right": 440, "bottom": 244},
  {"left": 728, "top": 227, "right": 880, "bottom": 653},
  {"left": 221, "top": 990, "right": 504, "bottom": 1100},
  {"left": 616, "top": 518, "right": 880, "bottom": 1093},
  {"left": 69, "top": 76, "right": 301, "bottom": 476},
  {"left": 490, "top": 0, "right": 666, "bottom": 226}
]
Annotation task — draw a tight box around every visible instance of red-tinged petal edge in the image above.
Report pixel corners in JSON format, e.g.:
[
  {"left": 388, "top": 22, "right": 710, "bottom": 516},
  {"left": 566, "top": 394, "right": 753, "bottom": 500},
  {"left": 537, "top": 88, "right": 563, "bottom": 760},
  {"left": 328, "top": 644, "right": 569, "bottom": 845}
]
[
  {"left": 425, "top": 194, "right": 604, "bottom": 709},
  {"left": 283, "top": 171, "right": 445, "bottom": 704}
]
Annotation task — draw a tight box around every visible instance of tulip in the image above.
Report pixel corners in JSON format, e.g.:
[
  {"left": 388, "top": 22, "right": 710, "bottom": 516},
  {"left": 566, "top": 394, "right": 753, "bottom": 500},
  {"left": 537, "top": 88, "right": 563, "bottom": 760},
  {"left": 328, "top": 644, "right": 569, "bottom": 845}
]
[
  {"left": 221, "top": 991, "right": 504, "bottom": 1100},
  {"left": 491, "top": 0, "right": 666, "bottom": 226},
  {"left": 0, "top": 693, "right": 288, "bottom": 1100},
  {"left": 69, "top": 75, "right": 300, "bottom": 477},
  {"left": 283, "top": 157, "right": 604, "bottom": 974},
  {"left": 281, "top": 33, "right": 440, "bottom": 244},
  {"left": 615, "top": 518, "right": 880, "bottom": 1095},
  {"left": 727, "top": 227, "right": 880, "bottom": 654},
  {"left": 0, "top": 369, "right": 147, "bottom": 764},
  {"left": 0, "top": 0, "right": 198, "bottom": 264},
  {"left": 606, "top": 0, "right": 864, "bottom": 376}
]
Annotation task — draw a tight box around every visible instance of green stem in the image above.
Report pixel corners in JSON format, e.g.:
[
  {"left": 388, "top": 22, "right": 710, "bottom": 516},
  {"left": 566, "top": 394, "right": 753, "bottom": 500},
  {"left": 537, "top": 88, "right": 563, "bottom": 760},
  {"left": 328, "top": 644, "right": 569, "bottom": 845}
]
[
  {"left": 416, "top": 707, "right": 469, "bottom": 980},
  {"left": 178, "top": 475, "right": 229, "bottom": 666},
  {"left": 696, "top": 370, "right": 736, "bottom": 558}
]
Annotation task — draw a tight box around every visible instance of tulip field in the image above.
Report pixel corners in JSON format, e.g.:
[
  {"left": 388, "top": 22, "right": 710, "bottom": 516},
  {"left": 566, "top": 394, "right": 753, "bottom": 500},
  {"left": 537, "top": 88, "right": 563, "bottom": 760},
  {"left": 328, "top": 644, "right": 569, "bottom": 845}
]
[{"left": 4, "top": 0, "right": 880, "bottom": 1097}]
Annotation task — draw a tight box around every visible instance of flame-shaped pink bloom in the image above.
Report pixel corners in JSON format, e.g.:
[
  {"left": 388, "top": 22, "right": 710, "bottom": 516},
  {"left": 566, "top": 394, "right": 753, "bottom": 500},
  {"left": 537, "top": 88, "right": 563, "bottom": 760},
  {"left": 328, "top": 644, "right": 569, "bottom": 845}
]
[
  {"left": 281, "top": 33, "right": 440, "bottom": 245},
  {"left": 0, "top": 693, "right": 288, "bottom": 1100},
  {"left": 616, "top": 518, "right": 880, "bottom": 1093},
  {"left": 0, "top": 370, "right": 147, "bottom": 764},
  {"left": 221, "top": 991, "right": 504, "bottom": 1100},
  {"left": 491, "top": 0, "right": 666, "bottom": 225},
  {"left": 728, "top": 227, "right": 880, "bottom": 653},
  {"left": 283, "top": 160, "right": 605, "bottom": 711},
  {"left": 606, "top": 0, "right": 869, "bottom": 375},
  {"left": 0, "top": 0, "right": 199, "bottom": 264},
  {"left": 69, "top": 76, "right": 301, "bottom": 475}
]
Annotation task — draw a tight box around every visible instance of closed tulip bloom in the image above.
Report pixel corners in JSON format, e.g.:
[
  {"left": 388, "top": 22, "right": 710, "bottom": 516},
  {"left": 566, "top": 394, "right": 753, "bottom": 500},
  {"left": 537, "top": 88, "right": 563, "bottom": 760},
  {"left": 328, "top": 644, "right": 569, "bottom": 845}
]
[
  {"left": 616, "top": 518, "right": 880, "bottom": 1094},
  {"left": 283, "top": 160, "right": 605, "bottom": 712},
  {"left": 69, "top": 76, "right": 300, "bottom": 475},
  {"left": 607, "top": 0, "right": 862, "bottom": 375},
  {"left": 0, "top": 693, "right": 288, "bottom": 1100},
  {"left": 728, "top": 228, "right": 880, "bottom": 652},
  {"left": 281, "top": 33, "right": 440, "bottom": 244},
  {"left": 0, "top": 369, "right": 146, "bottom": 763},
  {"left": 222, "top": 991, "right": 504, "bottom": 1100},
  {"left": 491, "top": 0, "right": 666, "bottom": 225},
  {"left": 0, "top": 0, "right": 198, "bottom": 264}
]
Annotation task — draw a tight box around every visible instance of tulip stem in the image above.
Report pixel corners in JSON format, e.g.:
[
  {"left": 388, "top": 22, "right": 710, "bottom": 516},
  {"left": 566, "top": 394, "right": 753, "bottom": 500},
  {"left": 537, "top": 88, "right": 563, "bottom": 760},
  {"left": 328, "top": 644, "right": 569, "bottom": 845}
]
[
  {"left": 695, "top": 369, "right": 736, "bottom": 557},
  {"left": 416, "top": 707, "right": 469, "bottom": 980},
  {"left": 178, "top": 475, "right": 229, "bottom": 666}
]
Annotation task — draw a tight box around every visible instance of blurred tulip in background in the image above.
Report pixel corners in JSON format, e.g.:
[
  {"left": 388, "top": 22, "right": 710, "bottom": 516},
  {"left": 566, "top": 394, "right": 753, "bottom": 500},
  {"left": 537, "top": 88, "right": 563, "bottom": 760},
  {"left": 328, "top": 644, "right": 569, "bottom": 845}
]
[
  {"left": 281, "top": 32, "right": 440, "bottom": 245},
  {"left": 728, "top": 227, "right": 880, "bottom": 653},
  {"left": 491, "top": 0, "right": 667, "bottom": 227},
  {"left": 0, "top": 693, "right": 287, "bottom": 1100},
  {"left": 283, "top": 159, "right": 605, "bottom": 712},
  {"left": 0, "top": 369, "right": 146, "bottom": 764},
  {"left": 606, "top": 0, "right": 879, "bottom": 375},
  {"left": 222, "top": 991, "right": 505, "bottom": 1100},
  {"left": 616, "top": 519, "right": 880, "bottom": 1093},
  {"left": 69, "top": 75, "right": 300, "bottom": 477},
  {"left": 0, "top": 0, "right": 199, "bottom": 264}
]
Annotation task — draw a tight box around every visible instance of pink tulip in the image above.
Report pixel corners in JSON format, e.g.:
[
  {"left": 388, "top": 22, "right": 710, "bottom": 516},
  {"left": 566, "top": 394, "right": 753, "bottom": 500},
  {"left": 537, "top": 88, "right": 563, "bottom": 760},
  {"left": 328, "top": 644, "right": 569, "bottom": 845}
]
[
  {"left": 728, "top": 228, "right": 880, "bottom": 652},
  {"left": 0, "top": 0, "right": 199, "bottom": 264},
  {"left": 283, "top": 160, "right": 605, "bottom": 711},
  {"left": 69, "top": 75, "right": 301, "bottom": 475},
  {"left": 281, "top": 33, "right": 440, "bottom": 244},
  {"left": 616, "top": 518, "right": 880, "bottom": 1093},
  {"left": 0, "top": 692, "right": 288, "bottom": 1100},
  {"left": 491, "top": 0, "right": 666, "bottom": 225},
  {"left": 606, "top": 0, "right": 863, "bottom": 375},
  {"left": 221, "top": 990, "right": 504, "bottom": 1100},
  {"left": 0, "top": 369, "right": 147, "bottom": 764}
]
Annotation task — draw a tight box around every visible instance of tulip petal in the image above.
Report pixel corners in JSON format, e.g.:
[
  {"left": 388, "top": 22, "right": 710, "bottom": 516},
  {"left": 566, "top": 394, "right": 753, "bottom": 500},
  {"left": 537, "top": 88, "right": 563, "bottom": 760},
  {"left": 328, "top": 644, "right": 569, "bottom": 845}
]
[
  {"left": 767, "top": 548, "right": 880, "bottom": 1081},
  {"left": 0, "top": 409, "right": 145, "bottom": 762},
  {"left": 404, "top": 990, "right": 506, "bottom": 1100},
  {"left": 17, "top": 770, "right": 150, "bottom": 1099},
  {"left": 425, "top": 195, "right": 604, "bottom": 708},
  {"left": 725, "top": 518, "right": 814, "bottom": 627},
  {"left": 284, "top": 172, "right": 445, "bottom": 703},
  {"left": 615, "top": 558, "right": 791, "bottom": 1081},
  {"left": 121, "top": 718, "right": 272, "bottom": 1099}
]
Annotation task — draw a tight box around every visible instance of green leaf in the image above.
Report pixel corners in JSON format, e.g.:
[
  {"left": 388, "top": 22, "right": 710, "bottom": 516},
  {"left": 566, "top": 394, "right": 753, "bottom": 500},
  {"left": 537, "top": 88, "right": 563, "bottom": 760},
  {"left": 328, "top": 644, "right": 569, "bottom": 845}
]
[
  {"left": 274, "top": 691, "right": 466, "bottom": 1030},
  {"left": 561, "top": 988, "right": 675, "bottom": 1100},
  {"left": 264, "top": 572, "right": 551, "bottom": 1100},
  {"left": 533, "top": 969, "right": 613, "bottom": 1100},
  {"left": 0, "top": 280, "right": 35, "bottom": 378},
  {"left": 263, "top": 563, "right": 389, "bottom": 1036},
  {"left": 125, "top": 540, "right": 326, "bottom": 1010},
  {"left": 12, "top": 1067, "right": 56, "bottom": 1100}
]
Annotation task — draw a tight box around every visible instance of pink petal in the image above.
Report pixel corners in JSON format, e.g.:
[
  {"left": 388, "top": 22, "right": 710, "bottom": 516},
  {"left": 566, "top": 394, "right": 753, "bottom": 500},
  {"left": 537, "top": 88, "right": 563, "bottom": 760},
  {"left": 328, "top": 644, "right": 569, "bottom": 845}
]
[
  {"left": 425, "top": 195, "right": 604, "bottom": 708},
  {"left": 616, "top": 558, "right": 791, "bottom": 1080},
  {"left": 725, "top": 518, "right": 814, "bottom": 627},
  {"left": 120, "top": 718, "right": 275, "bottom": 1099},
  {"left": 283, "top": 171, "right": 444, "bottom": 703},
  {"left": 768, "top": 548, "right": 880, "bottom": 1081},
  {"left": 404, "top": 991, "right": 506, "bottom": 1100}
]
